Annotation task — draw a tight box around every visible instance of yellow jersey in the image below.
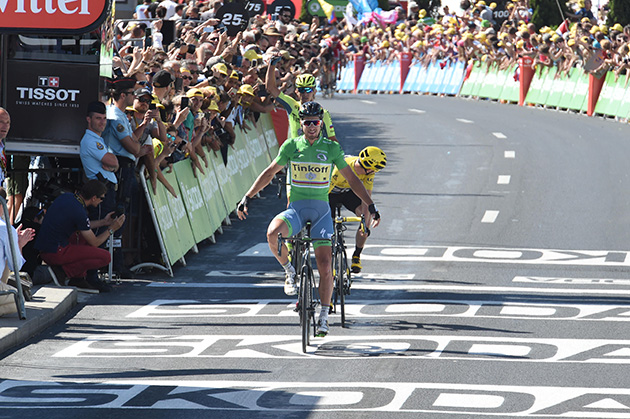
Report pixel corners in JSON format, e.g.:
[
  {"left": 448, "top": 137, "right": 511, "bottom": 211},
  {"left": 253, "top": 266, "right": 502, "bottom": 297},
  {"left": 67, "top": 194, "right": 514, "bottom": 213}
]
[{"left": 328, "top": 156, "right": 374, "bottom": 194}]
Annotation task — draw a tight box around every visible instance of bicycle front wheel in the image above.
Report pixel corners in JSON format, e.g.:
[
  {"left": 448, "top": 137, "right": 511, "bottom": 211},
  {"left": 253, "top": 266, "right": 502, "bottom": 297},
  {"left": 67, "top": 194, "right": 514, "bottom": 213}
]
[{"left": 299, "top": 266, "right": 313, "bottom": 353}]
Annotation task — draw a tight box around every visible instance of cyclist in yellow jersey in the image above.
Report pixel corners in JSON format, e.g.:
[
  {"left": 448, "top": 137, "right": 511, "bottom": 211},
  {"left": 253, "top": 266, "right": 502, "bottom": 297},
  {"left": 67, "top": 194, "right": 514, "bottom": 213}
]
[
  {"left": 265, "top": 57, "right": 337, "bottom": 142},
  {"left": 328, "top": 147, "right": 387, "bottom": 273}
]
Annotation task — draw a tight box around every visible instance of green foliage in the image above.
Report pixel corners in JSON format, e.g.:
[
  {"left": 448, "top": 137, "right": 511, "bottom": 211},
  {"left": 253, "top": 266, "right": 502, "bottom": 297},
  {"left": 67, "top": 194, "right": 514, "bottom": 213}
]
[
  {"left": 608, "top": 0, "right": 630, "bottom": 27},
  {"left": 530, "top": 0, "right": 568, "bottom": 30}
]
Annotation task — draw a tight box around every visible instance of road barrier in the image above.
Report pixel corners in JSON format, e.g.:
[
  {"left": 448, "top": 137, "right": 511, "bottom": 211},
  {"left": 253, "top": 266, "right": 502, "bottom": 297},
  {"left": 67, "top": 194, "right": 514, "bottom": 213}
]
[
  {"left": 339, "top": 54, "right": 630, "bottom": 122},
  {"left": 139, "top": 113, "right": 280, "bottom": 276}
]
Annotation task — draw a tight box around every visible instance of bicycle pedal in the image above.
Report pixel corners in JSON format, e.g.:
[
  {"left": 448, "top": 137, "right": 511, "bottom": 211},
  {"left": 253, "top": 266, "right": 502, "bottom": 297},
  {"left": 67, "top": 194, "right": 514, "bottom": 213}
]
[{"left": 293, "top": 302, "right": 299, "bottom": 312}]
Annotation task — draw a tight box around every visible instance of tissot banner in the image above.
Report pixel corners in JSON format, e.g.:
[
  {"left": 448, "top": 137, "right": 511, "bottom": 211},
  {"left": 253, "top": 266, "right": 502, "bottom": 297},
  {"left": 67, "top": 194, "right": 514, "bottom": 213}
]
[{"left": 6, "top": 60, "right": 99, "bottom": 145}]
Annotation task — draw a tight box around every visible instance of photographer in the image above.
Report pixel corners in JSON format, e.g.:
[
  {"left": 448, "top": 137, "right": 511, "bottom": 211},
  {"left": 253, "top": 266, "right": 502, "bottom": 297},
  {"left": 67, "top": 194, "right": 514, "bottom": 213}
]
[{"left": 35, "top": 180, "right": 125, "bottom": 293}]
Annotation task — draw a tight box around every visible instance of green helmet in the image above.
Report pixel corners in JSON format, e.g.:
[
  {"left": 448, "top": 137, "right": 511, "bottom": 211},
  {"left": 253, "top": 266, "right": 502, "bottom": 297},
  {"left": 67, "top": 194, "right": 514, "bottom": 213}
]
[{"left": 296, "top": 73, "right": 316, "bottom": 88}]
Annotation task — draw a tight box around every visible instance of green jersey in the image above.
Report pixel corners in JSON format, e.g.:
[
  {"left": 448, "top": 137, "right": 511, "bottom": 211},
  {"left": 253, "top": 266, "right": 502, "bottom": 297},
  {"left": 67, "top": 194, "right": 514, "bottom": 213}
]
[{"left": 275, "top": 134, "right": 348, "bottom": 202}]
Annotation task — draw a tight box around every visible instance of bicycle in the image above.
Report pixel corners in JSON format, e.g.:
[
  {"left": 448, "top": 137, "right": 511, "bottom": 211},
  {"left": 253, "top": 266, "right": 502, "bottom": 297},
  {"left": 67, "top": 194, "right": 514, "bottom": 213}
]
[
  {"left": 278, "top": 222, "right": 319, "bottom": 353},
  {"left": 330, "top": 206, "right": 366, "bottom": 328}
]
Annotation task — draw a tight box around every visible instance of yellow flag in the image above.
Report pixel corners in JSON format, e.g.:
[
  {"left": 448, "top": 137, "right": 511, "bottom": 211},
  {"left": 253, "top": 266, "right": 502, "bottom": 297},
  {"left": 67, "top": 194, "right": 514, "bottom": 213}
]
[{"left": 317, "top": 0, "right": 336, "bottom": 22}]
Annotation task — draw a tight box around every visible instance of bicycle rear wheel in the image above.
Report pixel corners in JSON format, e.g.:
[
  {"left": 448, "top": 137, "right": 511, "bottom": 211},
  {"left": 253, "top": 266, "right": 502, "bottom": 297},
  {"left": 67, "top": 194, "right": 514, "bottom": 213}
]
[{"left": 338, "top": 249, "right": 348, "bottom": 327}]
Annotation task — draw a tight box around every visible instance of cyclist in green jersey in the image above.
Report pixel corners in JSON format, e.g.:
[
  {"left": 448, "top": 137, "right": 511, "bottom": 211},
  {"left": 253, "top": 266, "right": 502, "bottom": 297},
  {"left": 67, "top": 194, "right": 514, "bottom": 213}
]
[
  {"left": 265, "top": 57, "right": 337, "bottom": 142},
  {"left": 237, "top": 102, "right": 381, "bottom": 336}
]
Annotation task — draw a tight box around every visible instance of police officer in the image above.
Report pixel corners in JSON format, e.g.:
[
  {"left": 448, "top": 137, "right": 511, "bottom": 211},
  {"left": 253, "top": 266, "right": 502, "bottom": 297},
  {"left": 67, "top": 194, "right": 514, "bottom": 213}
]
[{"left": 80, "top": 101, "right": 119, "bottom": 222}]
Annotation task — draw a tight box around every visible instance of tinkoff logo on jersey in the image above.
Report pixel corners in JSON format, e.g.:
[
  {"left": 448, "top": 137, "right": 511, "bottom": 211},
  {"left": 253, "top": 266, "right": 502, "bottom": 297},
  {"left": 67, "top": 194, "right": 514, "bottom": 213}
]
[{"left": 290, "top": 162, "right": 331, "bottom": 188}]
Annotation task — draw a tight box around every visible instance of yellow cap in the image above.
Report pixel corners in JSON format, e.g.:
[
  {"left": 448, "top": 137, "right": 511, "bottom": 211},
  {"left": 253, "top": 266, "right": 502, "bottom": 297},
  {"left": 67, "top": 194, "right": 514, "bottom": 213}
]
[
  {"left": 237, "top": 84, "right": 254, "bottom": 96},
  {"left": 186, "top": 88, "right": 204, "bottom": 98},
  {"left": 206, "top": 100, "right": 219, "bottom": 111}
]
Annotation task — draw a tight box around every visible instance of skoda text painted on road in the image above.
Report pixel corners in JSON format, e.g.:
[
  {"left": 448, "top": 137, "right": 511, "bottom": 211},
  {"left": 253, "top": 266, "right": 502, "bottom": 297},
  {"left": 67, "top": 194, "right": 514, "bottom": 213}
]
[
  {"left": 52, "top": 334, "right": 630, "bottom": 363},
  {"left": 126, "top": 299, "right": 630, "bottom": 322},
  {"left": 360, "top": 245, "right": 630, "bottom": 266},
  {"left": 3, "top": 379, "right": 630, "bottom": 416}
]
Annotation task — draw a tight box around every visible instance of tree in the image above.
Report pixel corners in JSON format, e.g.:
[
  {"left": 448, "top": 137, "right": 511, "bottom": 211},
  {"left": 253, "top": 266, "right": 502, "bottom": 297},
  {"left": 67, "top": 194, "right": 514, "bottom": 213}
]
[
  {"left": 608, "top": 0, "right": 630, "bottom": 27},
  {"left": 530, "top": 0, "right": 568, "bottom": 30}
]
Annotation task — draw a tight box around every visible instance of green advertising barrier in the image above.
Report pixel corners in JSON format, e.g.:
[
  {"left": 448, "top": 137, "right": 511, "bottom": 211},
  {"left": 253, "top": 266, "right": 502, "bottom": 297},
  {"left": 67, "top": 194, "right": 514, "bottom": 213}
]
[
  {"left": 163, "top": 168, "right": 197, "bottom": 257},
  {"left": 459, "top": 63, "right": 481, "bottom": 97},
  {"left": 558, "top": 68, "right": 580, "bottom": 109},
  {"left": 146, "top": 170, "right": 190, "bottom": 264},
  {"left": 593, "top": 71, "right": 616, "bottom": 116},
  {"left": 211, "top": 145, "right": 239, "bottom": 212},
  {"left": 608, "top": 75, "right": 629, "bottom": 118},
  {"left": 498, "top": 65, "right": 519, "bottom": 103},
  {"left": 469, "top": 63, "right": 485, "bottom": 97},
  {"left": 537, "top": 67, "right": 554, "bottom": 106},
  {"left": 196, "top": 158, "right": 228, "bottom": 234},
  {"left": 545, "top": 68, "right": 567, "bottom": 109},
  {"left": 615, "top": 78, "right": 630, "bottom": 119},
  {"left": 525, "top": 67, "right": 545, "bottom": 105},
  {"left": 477, "top": 65, "right": 500, "bottom": 100},
  {"left": 227, "top": 126, "right": 257, "bottom": 199},
  {"left": 573, "top": 70, "right": 590, "bottom": 112},
  {"left": 173, "top": 161, "right": 214, "bottom": 244}
]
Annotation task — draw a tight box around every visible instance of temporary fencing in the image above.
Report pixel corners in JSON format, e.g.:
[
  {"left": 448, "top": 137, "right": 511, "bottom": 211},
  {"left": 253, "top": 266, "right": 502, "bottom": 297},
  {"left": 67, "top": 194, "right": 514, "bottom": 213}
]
[
  {"left": 338, "top": 53, "right": 630, "bottom": 122},
  {"left": 139, "top": 113, "right": 280, "bottom": 276}
]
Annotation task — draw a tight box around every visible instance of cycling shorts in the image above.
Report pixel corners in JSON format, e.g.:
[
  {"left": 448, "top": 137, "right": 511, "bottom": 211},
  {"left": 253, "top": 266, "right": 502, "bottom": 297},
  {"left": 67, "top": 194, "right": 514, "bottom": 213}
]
[
  {"left": 328, "top": 191, "right": 361, "bottom": 217},
  {"left": 276, "top": 200, "right": 333, "bottom": 249}
]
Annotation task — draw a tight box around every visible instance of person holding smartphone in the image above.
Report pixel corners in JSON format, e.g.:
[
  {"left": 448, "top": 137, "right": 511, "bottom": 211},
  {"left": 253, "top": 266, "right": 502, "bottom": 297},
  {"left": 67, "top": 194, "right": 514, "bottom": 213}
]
[{"left": 126, "top": 88, "right": 167, "bottom": 193}]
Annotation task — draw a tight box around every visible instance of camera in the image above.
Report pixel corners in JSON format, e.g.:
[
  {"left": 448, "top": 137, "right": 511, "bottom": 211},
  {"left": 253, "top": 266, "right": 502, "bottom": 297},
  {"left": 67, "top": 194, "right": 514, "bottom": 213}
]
[
  {"left": 149, "top": 102, "right": 156, "bottom": 110},
  {"left": 112, "top": 204, "right": 125, "bottom": 219},
  {"left": 180, "top": 96, "right": 190, "bottom": 108},
  {"left": 187, "top": 44, "right": 196, "bottom": 54},
  {"left": 271, "top": 56, "right": 282, "bottom": 65},
  {"left": 173, "top": 38, "right": 183, "bottom": 48}
]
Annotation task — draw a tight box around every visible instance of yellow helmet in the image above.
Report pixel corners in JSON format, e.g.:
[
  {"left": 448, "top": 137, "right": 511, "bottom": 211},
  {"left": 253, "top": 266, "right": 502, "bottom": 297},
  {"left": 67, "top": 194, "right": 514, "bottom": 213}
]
[{"left": 359, "top": 146, "right": 387, "bottom": 172}]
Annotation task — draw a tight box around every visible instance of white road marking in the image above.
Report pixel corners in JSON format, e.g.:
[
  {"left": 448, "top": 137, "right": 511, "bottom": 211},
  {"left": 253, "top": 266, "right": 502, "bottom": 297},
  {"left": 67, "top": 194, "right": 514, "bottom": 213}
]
[
  {"left": 144, "top": 283, "right": 630, "bottom": 296},
  {"left": 241, "top": 244, "right": 630, "bottom": 267},
  {"left": 492, "top": 132, "right": 507, "bottom": 139},
  {"left": 361, "top": 100, "right": 376, "bottom": 104},
  {"left": 456, "top": 118, "right": 474, "bottom": 124},
  {"left": 408, "top": 108, "right": 426, "bottom": 114},
  {"left": 481, "top": 210, "right": 499, "bottom": 223},
  {"left": 206, "top": 270, "right": 415, "bottom": 280},
  {"left": 3, "top": 379, "right": 630, "bottom": 415},
  {"left": 53, "top": 334, "right": 630, "bottom": 364},
  {"left": 497, "top": 175, "right": 511, "bottom": 184},
  {"left": 514, "top": 276, "right": 630, "bottom": 285},
  {"left": 505, "top": 150, "right": 516, "bottom": 158}
]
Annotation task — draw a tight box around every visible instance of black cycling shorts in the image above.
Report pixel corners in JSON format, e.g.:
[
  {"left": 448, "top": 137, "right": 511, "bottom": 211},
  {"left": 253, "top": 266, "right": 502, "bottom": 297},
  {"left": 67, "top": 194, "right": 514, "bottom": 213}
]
[{"left": 328, "top": 191, "right": 361, "bottom": 217}]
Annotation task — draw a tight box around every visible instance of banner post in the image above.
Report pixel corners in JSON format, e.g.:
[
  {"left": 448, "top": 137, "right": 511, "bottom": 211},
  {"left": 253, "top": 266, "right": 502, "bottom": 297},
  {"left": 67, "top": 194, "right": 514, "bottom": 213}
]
[
  {"left": 587, "top": 73, "right": 606, "bottom": 116},
  {"left": 354, "top": 53, "right": 365, "bottom": 94},
  {"left": 518, "top": 56, "right": 535, "bottom": 106},
  {"left": 399, "top": 51, "right": 412, "bottom": 93}
]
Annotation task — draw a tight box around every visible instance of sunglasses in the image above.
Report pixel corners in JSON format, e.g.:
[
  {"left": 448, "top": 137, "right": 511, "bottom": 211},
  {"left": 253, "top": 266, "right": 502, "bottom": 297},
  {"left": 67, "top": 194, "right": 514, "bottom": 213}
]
[
  {"left": 298, "top": 87, "right": 313, "bottom": 93},
  {"left": 302, "top": 119, "right": 321, "bottom": 126},
  {"left": 166, "top": 133, "right": 177, "bottom": 141},
  {"left": 136, "top": 96, "right": 151, "bottom": 103},
  {"left": 182, "top": 76, "right": 193, "bottom": 80},
  {"left": 136, "top": 81, "right": 147, "bottom": 86}
]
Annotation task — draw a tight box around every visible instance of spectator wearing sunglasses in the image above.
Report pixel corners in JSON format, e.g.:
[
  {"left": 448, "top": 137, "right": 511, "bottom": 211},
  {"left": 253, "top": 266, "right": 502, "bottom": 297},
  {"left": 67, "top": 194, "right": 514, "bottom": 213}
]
[
  {"left": 265, "top": 55, "right": 337, "bottom": 142},
  {"left": 127, "top": 89, "right": 167, "bottom": 194}
]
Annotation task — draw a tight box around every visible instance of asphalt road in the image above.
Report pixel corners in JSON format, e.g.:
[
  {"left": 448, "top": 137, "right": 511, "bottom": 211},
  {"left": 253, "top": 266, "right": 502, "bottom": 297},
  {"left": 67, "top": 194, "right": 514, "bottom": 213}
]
[{"left": 2, "top": 94, "right": 630, "bottom": 418}]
